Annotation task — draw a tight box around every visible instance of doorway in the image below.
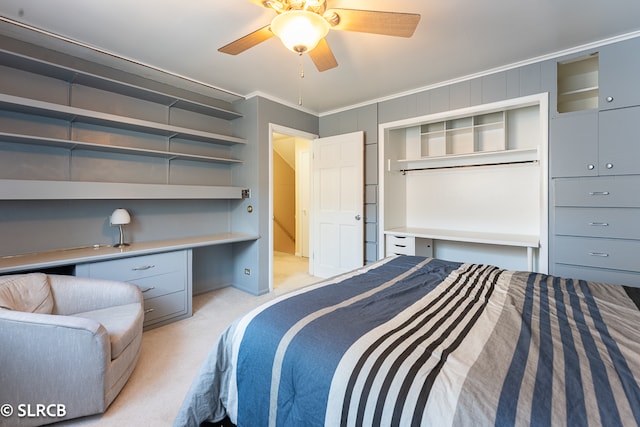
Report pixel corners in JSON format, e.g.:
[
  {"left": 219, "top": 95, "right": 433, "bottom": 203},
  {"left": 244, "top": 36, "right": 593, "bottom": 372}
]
[{"left": 269, "top": 124, "right": 317, "bottom": 292}]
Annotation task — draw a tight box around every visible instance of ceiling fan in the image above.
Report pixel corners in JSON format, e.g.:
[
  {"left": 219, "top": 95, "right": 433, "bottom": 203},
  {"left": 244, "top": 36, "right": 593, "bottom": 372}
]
[{"left": 218, "top": 0, "right": 421, "bottom": 72}]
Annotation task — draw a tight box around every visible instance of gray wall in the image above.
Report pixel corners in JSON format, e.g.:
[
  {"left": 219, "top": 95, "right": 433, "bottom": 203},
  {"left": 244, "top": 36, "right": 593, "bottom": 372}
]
[{"left": 231, "top": 96, "right": 319, "bottom": 295}]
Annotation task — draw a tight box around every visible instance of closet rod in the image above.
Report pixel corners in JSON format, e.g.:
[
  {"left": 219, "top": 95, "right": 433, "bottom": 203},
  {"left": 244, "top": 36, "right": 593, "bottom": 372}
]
[{"left": 400, "top": 159, "right": 538, "bottom": 175}]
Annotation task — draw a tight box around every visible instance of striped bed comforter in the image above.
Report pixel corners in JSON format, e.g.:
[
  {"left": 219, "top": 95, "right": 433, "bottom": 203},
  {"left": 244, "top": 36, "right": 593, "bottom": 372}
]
[{"left": 175, "top": 256, "right": 640, "bottom": 427}]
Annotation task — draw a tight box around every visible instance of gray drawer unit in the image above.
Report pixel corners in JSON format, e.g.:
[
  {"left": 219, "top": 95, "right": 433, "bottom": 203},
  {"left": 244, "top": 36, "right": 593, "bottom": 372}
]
[
  {"left": 554, "top": 176, "right": 640, "bottom": 207},
  {"left": 554, "top": 236, "right": 640, "bottom": 273},
  {"left": 554, "top": 207, "right": 640, "bottom": 240},
  {"left": 76, "top": 249, "right": 192, "bottom": 329}
]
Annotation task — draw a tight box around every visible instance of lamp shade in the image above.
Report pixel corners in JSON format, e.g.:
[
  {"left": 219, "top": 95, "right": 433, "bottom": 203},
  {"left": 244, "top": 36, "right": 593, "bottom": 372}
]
[
  {"left": 110, "top": 208, "right": 131, "bottom": 226},
  {"left": 270, "top": 10, "right": 330, "bottom": 53}
]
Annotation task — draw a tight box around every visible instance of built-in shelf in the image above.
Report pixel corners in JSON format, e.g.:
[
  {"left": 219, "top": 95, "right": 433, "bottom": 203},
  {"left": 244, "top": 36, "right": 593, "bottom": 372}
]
[
  {"left": 0, "top": 93, "right": 247, "bottom": 146},
  {"left": 0, "top": 132, "right": 243, "bottom": 165},
  {"left": 0, "top": 179, "right": 247, "bottom": 200},
  {"left": 557, "top": 53, "right": 599, "bottom": 113},
  {"left": 0, "top": 48, "right": 243, "bottom": 121}
]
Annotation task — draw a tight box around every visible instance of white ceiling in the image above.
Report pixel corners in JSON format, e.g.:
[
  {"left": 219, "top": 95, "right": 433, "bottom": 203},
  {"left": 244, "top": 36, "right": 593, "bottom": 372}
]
[{"left": 1, "top": 0, "right": 640, "bottom": 115}]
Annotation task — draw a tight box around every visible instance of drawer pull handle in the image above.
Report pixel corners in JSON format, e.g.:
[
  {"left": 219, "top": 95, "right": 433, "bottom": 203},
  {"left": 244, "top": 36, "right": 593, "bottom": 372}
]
[
  {"left": 132, "top": 265, "right": 155, "bottom": 271},
  {"left": 588, "top": 222, "right": 609, "bottom": 226},
  {"left": 588, "top": 191, "right": 610, "bottom": 196},
  {"left": 141, "top": 286, "right": 156, "bottom": 293},
  {"left": 144, "top": 308, "right": 155, "bottom": 314},
  {"left": 588, "top": 252, "right": 609, "bottom": 257},
  {"left": 395, "top": 244, "right": 406, "bottom": 248}
]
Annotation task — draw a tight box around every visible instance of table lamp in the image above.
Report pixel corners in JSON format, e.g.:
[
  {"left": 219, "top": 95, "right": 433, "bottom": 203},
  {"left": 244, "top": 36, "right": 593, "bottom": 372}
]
[{"left": 110, "top": 208, "right": 131, "bottom": 247}]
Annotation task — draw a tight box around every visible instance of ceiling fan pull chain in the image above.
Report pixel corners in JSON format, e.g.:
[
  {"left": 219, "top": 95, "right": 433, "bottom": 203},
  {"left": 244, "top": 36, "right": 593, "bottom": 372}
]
[{"left": 298, "top": 53, "right": 305, "bottom": 106}]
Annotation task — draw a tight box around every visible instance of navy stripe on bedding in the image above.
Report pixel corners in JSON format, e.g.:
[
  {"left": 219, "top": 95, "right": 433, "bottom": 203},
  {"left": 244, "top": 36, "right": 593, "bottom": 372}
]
[
  {"left": 495, "top": 275, "right": 640, "bottom": 427},
  {"left": 236, "top": 256, "right": 461, "bottom": 426},
  {"left": 578, "top": 280, "right": 640, "bottom": 425},
  {"left": 552, "top": 276, "right": 587, "bottom": 426}
]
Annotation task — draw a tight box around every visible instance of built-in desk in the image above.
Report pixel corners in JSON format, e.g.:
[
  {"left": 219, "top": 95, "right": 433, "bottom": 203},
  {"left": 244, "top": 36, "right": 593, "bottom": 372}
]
[
  {"left": 384, "top": 227, "right": 539, "bottom": 271},
  {"left": 0, "top": 233, "right": 259, "bottom": 329},
  {"left": 0, "top": 233, "right": 258, "bottom": 273}
]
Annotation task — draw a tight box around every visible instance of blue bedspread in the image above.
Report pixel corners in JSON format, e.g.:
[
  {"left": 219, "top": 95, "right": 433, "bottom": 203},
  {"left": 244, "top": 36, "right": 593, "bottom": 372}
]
[{"left": 175, "top": 256, "right": 640, "bottom": 427}]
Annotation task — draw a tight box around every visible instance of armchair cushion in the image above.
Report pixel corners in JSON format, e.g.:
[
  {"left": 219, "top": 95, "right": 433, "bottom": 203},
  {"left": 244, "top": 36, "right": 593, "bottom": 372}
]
[
  {"left": 0, "top": 273, "right": 53, "bottom": 313},
  {"left": 76, "top": 302, "right": 143, "bottom": 359}
]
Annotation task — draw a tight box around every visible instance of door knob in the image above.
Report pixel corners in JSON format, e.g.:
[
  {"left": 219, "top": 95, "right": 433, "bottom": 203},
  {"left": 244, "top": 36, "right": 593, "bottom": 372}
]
[{"left": 355, "top": 214, "right": 361, "bottom": 220}]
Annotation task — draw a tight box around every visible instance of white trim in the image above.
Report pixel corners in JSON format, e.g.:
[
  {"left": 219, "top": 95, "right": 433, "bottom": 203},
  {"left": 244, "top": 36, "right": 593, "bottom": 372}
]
[{"left": 268, "top": 124, "right": 318, "bottom": 291}]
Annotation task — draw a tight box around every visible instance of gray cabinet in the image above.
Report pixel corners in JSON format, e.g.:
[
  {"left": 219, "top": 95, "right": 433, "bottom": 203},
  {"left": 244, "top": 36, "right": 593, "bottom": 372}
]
[
  {"left": 75, "top": 249, "right": 192, "bottom": 329},
  {"left": 599, "top": 37, "right": 640, "bottom": 111},
  {"left": 549, "top": 111, "right": 598, "bottom": 178},
  {"left": 550, "top": 38, "right": 640, "bottom": 287},
  {"left": 551, "top": 106, "right": 640, "bottom": 178},
  {"left": 598, "top": 106, "right": 640, "bottom": 176}
]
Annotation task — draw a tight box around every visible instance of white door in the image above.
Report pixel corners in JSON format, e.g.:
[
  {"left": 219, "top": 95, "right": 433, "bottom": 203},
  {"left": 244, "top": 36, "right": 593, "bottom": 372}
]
[
  {"left": 310, "top": 131, "right": 364, "bottom": 278},
  {"left": 296, "top": 148, "right": 311, "bottom": 257}
]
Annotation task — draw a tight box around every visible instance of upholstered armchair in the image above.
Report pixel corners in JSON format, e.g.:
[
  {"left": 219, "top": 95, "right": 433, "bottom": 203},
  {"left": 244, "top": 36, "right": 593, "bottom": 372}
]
[{"left": 0, "top": 273, "right": 144, "bottom": 426}]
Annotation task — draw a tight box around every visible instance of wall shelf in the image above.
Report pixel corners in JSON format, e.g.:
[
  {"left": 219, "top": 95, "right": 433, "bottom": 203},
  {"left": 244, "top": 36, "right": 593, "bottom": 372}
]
[
  {"left": 0, "top": 93, "right": 247, "bottom": 146},
  {"left": 0, "top": 48, "right": 243, "bottom": 121},
  {"left": 0, "top": 179, "right": 247, "bottom": 200},
  {"left": 0, "top": 132, "right": 243, "bottom": 165}
]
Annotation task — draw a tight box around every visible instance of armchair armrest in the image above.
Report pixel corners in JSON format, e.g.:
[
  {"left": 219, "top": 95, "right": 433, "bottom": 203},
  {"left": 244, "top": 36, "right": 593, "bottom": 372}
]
[
  {"left": 48, "top": 274, "right": 143, "bottom": 315},
  {"left": 0, "top": 309, "right": 110, "bottom": 414}
]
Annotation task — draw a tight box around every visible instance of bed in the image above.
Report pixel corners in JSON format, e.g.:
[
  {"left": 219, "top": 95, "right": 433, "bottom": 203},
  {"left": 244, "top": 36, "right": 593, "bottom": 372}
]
[{"left": 174, "top": 255, "right": 640, "bottom": 427}]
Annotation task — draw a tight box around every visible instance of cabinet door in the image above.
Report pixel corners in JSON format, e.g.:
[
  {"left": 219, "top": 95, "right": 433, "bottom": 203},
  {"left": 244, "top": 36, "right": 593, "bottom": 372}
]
[
  {"left": 599, "top": 37, "right": 640, "bottom": 111},
  {"left": 599, "top": 105, "right": 640, "bottom": 175},
  {"left": 549, "top": 111, "right": 598, "bottom": 177}
]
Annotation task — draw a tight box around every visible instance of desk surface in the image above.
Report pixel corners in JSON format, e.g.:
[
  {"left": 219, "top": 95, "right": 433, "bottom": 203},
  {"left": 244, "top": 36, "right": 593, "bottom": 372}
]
[
  {"left": 0, "top": 233, "right": 259, "bottom": 274},
  {"left": 385, "top": 227, "right": 539, "bottom": 248}
]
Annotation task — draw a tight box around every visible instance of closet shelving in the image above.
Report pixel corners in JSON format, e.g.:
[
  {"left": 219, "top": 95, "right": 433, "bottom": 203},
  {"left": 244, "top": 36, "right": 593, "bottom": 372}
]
[{"left": 393, "top": 108, "right": 538, "bottom": 171}]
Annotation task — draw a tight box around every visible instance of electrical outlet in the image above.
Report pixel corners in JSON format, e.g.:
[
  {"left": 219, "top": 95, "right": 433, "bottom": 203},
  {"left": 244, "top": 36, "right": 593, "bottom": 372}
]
[{"left": 244, "top": 268, "right": 251, "bottom": 275}]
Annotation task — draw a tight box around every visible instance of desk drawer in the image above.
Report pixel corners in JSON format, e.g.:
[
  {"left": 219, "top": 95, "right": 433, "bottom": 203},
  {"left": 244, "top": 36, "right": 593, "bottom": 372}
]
[
  {"left": 134, "top": 271, "right": 186, "bottom": 299},
  {"left": 144, "top": 291, "right": 187, "bottom": 324},
  {"left": 554, "top": 176, "right": 640, "bottom": 207},
  {"left": 554, "top": 207, "right": 640, "bottom": 239},
  {"left": 79, "top": 251, "right": 186, "bottom": 282},
  {"left": 386, "top": 235, "right": 416, "bottom": 256},
  {"left": 554, "top": 236, "right": 640, "bottom": 273}
]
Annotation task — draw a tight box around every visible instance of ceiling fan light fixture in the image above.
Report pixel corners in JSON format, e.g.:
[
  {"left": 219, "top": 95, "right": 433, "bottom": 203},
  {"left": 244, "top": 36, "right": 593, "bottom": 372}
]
[{"left": 271, "top": 10, "right": 329, "bottom": 53}]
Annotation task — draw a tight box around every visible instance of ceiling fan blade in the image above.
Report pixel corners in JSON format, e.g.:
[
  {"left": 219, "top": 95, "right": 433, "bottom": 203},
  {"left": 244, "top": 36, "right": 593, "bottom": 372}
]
[
  {"left": 326, "top": 9, "right": 421, "bottom": 37},
  {"left": 218, "top": 25, "right": 274, "bottom": 55},
  {"left": 308, "top": 38, "right": 338, "bottom": 72}
]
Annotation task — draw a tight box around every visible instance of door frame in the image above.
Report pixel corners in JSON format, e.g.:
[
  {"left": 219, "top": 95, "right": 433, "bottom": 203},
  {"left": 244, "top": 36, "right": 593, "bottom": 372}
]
[{"left": 268, "top": 123, "right": 317, "bottom": 291}]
